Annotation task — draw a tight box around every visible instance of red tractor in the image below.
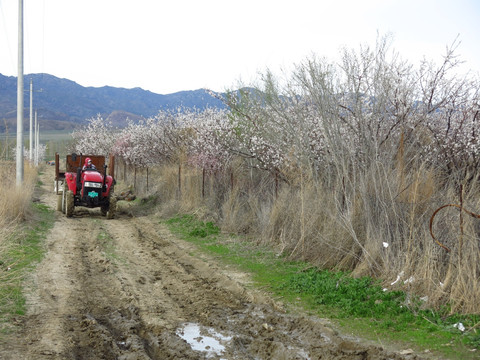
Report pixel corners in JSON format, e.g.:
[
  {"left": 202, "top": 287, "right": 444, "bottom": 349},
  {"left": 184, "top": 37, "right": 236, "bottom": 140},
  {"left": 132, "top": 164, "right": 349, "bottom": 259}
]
[{"left": 55, "top": 153, "right": 117, "bottom": 218}]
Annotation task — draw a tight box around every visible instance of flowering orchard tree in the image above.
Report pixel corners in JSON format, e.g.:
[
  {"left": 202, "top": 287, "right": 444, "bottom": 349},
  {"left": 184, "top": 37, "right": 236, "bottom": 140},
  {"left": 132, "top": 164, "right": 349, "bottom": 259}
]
[
  {"left": 113, "top": 110, "right": 196, "bottom": 167},
  {"left": 36, "top": 144, "right": 47, "bottom": 164},
  {"left": 206, "top": 88, "right": 291, "bottom": 177},
  {"left": 72, "top": 115, "right": 117, "bottom": 157},
  {"left": 113, "top": 121, "right": 152, "bottom": 167},
  {"left": 422, "top": 101, "right": 480, "bottom": 174},
  {"left": 148, "top": 110, "right": 193, "bottom": 163},
  {"left": 212, "top": 36, "right": 480, "bottom": 181},
  {"left": 183, "top": 107, "right": 233, "bottom": 172},
  {"left": 416, "top": 45, "right": 480, "bottom": 175},
  {"left": 280, "top": 36, "right": 423, "bottom": 174},
  {"left": 16, "top": 144, "right": 46, "bottom": 163}
]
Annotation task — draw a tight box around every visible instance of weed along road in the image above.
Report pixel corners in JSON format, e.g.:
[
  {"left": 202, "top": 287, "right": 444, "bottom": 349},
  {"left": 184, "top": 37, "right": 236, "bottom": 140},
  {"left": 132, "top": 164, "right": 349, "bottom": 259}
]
[{"left": 0, "top": 166, "right": 424, "bottom": 360}]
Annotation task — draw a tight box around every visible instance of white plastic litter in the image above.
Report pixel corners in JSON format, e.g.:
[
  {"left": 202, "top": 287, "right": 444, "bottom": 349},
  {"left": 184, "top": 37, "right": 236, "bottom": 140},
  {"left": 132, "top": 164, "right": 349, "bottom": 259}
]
[{"left": 390, "top": 271, "right": 404, "bottom": 286}]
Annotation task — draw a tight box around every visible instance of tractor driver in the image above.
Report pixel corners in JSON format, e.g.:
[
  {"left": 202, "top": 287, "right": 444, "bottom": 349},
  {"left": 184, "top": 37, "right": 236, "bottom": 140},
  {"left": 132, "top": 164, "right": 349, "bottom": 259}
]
[{"left": 82, "top": 157, "right": 97, "bottom": 170}]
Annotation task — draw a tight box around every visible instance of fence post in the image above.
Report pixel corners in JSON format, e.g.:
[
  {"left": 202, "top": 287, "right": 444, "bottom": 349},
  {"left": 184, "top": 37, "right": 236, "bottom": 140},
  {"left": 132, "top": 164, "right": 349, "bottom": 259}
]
[
  {"left": 459, "top": 184, "right": 464, "bottom": 261},
  {"left": 178, "top": 163, "right": 182, "bottom": 198},
  {"left": 275, "top": 171, "right": 278, "bottom": 199},
  {"left": 134, "top": 166, "right": 137, "bottom": 191},
  {"left": 123, "top": 158, "right": 127, "bottom": 182},
  {"left": 202, "top": 168, "right": 205, "bottom": 198}
]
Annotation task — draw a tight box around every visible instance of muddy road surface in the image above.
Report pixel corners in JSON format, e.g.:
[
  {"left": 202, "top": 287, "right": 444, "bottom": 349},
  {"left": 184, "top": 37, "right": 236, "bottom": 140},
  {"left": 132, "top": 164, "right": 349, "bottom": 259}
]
[{"left": 0, "top": 167, "right": 423, "bottom": 360}]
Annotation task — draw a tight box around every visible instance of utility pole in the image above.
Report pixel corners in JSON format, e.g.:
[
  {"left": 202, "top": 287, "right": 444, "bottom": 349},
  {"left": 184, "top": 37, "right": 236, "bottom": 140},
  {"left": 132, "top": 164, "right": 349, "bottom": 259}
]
[
  {"left": 16, "top": 0, "right": 24, "bottom": 185},
  {"left": 28, "top": 79, "right": 43, "bottom": 163},
  {"left": 29, "top": 78, "right": 33, "bottom": 161},
  {"left": 34, "top": 110, "right": 38, "bottom": 166}
]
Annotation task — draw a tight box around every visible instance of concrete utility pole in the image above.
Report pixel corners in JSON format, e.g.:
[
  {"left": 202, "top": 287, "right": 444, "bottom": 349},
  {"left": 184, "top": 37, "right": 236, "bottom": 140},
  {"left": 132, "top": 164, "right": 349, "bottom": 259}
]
[
  {"left": 16, "top": 0, "right": 24, "bottom": 185},
  {"left": 29, "top": 78, "right": 33, "bottom": 161},
  {"left": 34, "top": 110, "right": 39, "bottom": 166}
]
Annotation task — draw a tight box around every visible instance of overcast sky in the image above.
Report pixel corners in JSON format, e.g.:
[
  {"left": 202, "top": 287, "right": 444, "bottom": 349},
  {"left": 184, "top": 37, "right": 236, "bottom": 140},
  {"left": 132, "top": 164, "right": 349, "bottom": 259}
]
[{"left": 1, "top": 0, "right": 479, "bottom": 94}]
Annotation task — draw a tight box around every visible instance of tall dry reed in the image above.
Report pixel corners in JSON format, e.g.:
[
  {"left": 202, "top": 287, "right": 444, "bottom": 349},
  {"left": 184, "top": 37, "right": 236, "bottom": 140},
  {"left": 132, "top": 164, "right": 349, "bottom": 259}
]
[
  {"left": 0, "top": 161, "right": 37, "bottom": 281},
  {"left": 0, "top": 161, "right": 36, "bottom": 227}
]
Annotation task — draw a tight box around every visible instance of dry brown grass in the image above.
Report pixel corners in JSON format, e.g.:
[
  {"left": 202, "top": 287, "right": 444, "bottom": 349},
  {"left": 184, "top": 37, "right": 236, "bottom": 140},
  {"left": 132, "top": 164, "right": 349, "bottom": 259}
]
[
  {"left": 0, "top": 161, "right": 37, "bottom": 278},
  {"left": 0, "top": 161, "right": 36, "bottom": 226}
]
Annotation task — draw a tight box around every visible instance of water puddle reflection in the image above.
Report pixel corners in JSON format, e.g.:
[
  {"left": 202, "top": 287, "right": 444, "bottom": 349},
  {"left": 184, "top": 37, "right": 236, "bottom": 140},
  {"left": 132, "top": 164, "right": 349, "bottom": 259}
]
[{"left": 176, "top": 322, "right": 232, "bottom": 358}]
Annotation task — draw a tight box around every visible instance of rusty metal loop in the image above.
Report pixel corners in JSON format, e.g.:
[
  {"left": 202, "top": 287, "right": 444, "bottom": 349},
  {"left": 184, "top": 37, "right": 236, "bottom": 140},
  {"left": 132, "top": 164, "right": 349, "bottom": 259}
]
[{"left": 429, "top": 204, "right": 480, "bottom": 252}]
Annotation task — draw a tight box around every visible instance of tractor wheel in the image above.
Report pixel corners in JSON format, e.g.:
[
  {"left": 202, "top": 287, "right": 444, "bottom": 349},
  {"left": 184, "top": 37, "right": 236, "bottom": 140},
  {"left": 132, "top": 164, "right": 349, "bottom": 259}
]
[
  {"left": 101, "top": 191, "right": 113, "bottom": 216},
  {"left": 65, "top": 190, "right": 74, "bottom": 217},
  {"left": 57, "top": 193, "right": 63, "bottom": 211},
  {"left": 106, "top": 195, "right": 117, "bottom": 219},
  {"left": 62, "top": 183, "right": 68, "bottom": 214},
  {"left": 100, "top": 204, "right": 108, "bottom": 216}
]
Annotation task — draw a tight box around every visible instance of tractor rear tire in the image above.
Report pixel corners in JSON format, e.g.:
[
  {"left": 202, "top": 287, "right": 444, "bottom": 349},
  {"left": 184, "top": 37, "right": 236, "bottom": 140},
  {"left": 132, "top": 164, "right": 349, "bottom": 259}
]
[
  {"left": 62, "top": 183, "right": 68, "bottom": 214},
  {"left": 65, "top": 190, "right": 74, "bottom": 217},
  {"left": 101, "top": 204, "right": 108, "bottom": 216},
  {"left": 57, "top": 193, "right": 63, "bottom": 211},
  {"left": 106, "top": 195, "right": 117, "bottom": 219}
]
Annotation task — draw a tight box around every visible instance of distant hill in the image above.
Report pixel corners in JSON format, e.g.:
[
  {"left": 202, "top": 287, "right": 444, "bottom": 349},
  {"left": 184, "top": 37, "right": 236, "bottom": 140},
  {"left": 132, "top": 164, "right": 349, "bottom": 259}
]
[{"left": 0, "top": 73, "right": 226, "bottom": 132}]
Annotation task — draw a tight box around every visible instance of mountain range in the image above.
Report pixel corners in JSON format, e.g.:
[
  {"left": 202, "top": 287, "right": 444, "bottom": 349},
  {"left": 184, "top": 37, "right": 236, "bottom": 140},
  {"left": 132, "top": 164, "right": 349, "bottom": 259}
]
[{"left": 0, "top": 73, "right": 226, "bottom": 132}]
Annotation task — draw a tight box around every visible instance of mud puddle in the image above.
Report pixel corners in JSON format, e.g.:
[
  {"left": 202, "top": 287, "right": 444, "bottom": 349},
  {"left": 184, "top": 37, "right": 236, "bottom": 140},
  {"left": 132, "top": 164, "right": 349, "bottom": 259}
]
[{"left": 176, "top": 322, "right": 232, "bottom": 358}]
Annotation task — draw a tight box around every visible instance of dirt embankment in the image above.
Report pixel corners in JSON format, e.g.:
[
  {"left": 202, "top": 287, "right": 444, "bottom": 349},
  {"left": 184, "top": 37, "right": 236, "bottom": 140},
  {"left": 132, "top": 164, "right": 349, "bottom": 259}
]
[{"left": 0, "top": 167, "right": 425, "bottom": 359}]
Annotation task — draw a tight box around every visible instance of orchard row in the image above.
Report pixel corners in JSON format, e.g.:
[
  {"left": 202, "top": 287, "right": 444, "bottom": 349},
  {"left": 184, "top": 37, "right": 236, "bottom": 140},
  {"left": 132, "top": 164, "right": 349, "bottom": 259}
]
[{"left": 73, "top": 37, "right": 479, "bottom": 181}]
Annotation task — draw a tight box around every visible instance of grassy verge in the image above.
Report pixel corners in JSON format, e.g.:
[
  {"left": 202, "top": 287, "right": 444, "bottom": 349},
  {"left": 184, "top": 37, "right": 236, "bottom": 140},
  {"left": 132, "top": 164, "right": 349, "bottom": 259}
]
[
  {"left": 165, "top": 214, "right": 480, "bottom": 360},
  {"left": 0, "top": 203, "right": 54, "bottom": 334}
]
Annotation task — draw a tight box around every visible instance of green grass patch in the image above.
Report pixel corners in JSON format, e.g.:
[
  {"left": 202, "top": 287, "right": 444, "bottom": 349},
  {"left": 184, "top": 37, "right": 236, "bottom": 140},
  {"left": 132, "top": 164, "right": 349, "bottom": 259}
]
[
  {"left": 166, "top": 214, "right": 219, "bottom": 240},
  {"left": 280, "top": 268, "right": 480, "bottom": 357},
  {"left": 164, "top": 213, "right": 480, "bottom": 359},
  {"left": 0, "top": 202, "right": 54, "bottom": 333}
]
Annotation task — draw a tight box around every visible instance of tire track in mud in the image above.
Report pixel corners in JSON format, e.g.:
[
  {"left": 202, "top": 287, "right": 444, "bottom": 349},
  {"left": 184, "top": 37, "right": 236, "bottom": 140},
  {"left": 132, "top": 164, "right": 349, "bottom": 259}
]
[
  {"left": 15, "top": 211, "right": 203, "bottom": 360},
  {"left": 55, "top": 213, "right": 205, "bottom": 360},
  {"left": 1, "top": 166, "right": 424, "bottom": 359}
]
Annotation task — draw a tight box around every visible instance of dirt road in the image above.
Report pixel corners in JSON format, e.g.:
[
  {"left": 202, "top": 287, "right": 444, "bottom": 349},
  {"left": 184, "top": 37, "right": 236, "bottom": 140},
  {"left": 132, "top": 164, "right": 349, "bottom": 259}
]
[{"left": 0, "top": 167, "right": 423, "bottom": 359}]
